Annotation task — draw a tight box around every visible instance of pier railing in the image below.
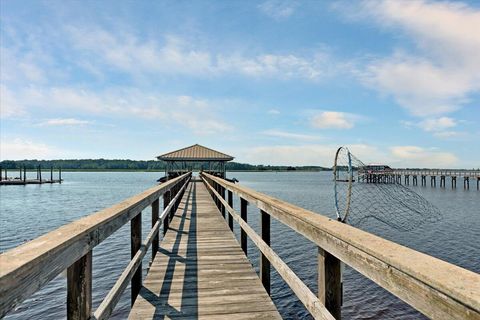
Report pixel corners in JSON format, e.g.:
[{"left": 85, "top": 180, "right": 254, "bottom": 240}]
[
  {"left": 0, "top": 172, "right": 191, "bottom": 319},
  {"left": 392, "top": 169, "right": 480, "bottom": 178},
  {"left": 200, "top": 172, "right": 480, "bottom": 320}
]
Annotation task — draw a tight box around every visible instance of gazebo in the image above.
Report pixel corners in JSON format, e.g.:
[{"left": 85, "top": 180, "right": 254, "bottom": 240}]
[{"left": 157, "top": 144, "right": 234, "bottom": 180}]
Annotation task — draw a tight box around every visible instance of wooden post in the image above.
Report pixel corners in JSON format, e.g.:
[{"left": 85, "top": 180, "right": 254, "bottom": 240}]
[
  {"left": 131, "top": 212, "right": 142, "bottom": 305},
  {"left": 240, "top": 198, "right": 248, "bottom": 255},
  {"left": 59, "top": 167, "right": 62, "bottom": 182},
  {"left": 67, "top": 251, "right": 92, "bottom": 320},
  {"left": 221, "top": 186, "right": 226, "bottom": 218},
  {"left": 172, "top": 185, "right": 178, "bottom": 220},
  {"left": 152, "top": 199, "right": 159, "bottom": 261},
  {"left": 163, "top": 191, "right": 170, "bottom": 235},
  {"left": 260, "top": 210, "right": 271, "bottom": 295},
  {"left": 227, "top": 190, "right": 233, "bottom": 231},
  {"left": 318, "top": 247, "right": 342, "bottom": 319},
  {"left": 39, "top": 166, "right": 42, "bottom": 182},
  {"left": 23, "top": 166, "right": 26, "bottom": 182},
  {"left": 5, "top": 167, "right": 7, "bottom": 180},
  {"left": 51, "top": 167, "right": 53, "bottom": 182},
  {"left": 0, "top": 166, "right": 2, "bottom": 181}
]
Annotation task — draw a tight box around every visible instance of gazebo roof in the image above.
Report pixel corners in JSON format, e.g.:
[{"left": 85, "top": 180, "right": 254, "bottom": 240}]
[{"left": 157, "top": 144, "right": 234, "bottom": 161}]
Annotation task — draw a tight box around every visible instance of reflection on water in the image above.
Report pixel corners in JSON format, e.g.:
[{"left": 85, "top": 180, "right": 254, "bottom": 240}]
[{"left": 1, "top": 171, "right": 478, "bottom": 319}]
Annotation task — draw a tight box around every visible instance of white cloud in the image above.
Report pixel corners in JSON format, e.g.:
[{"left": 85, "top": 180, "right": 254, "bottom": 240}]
[
  {"left": 419, "top": 116, "right": 456, "bottom": 132},
  {"left": 390, "top": 145, "right": 458, "bottom": 168},
  {"left": 38, "top": 118, "right": 92, "bottom": 126},
  {"left": 0, "top": 85, "right": 26, "bottom": 118},
  {"left": 3, "top": 85, "right": 230, "bottom": 135},
  {"left": 267, "top": 109, "right": 280, "bottom": 115},
  {"left": 262, "top": 129, "right": 322, "bottom": 141},
  {"left": 243, "top": 144, "right": 381, "bottom": 166},
  {"left": 171, "top": 113, "right": 231, "bottom": 135},
  {"left": 357, "top": 0, "right": 480, "bottom": 116},
  {"left": 432, "top": 131, "right": 465, "bottom": 139},
  {"left": 0, "top": 138, "right": 61, "bottom": 160},
  {"left": 218, "top": 52, "right": 330, "bottom": 80},
  {"left": 258, "top": 0, "right": 299, "bottom": 20},
  {"left": 310, "top": 111, "right": 359, "bottom": 129},
  {"left": 400, "top": 116, "right": 465, "bottom": 139},
  {"left": 242, "top": 143, "right": 458, "bottom": 168},
  {"left": 67, "top": 28, "right": 331, "bottom": 81}
]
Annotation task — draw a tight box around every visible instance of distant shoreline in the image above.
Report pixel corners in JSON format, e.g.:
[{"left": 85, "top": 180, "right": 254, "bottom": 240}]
[{"left": 13, "top": 169, "right": 331, "bottom": 173}]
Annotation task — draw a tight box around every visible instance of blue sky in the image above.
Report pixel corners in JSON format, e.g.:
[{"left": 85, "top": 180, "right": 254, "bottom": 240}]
[{"left": 1, "top": 0, "right": 479, "bottom": 168}]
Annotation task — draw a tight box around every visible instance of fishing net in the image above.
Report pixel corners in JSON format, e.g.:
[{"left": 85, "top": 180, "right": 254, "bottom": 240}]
[{"left": 333, "top": 146, "right": 442, "bottom": 231}]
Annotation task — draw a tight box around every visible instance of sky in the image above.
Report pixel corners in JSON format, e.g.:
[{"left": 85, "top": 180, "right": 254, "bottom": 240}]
[{"left": 1, "top": 0, "right": 479, "bottom": 168}]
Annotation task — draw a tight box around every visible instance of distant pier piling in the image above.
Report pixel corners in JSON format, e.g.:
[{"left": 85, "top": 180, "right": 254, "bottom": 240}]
[
  {"left": 363, "top": 169, "right": 478, "bottom": 191},
  {"left": 0, "top": 165, "right": 63, "bottom": 185}
]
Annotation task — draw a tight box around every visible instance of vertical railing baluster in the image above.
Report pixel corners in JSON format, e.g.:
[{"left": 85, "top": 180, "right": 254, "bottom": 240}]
[
  {"left": 260, "top": 209, "right": 271, "bottom": 295},
  {"left": 240, "top": 198, "right": 248, "bottom": 255},
  {"left": 318, "top": 247, "right": 342, "bottom": 319},
  {"left": 152, "top": 199, "right": 159, "bottom": 261},
  {"left": 221, "top": 186, "right": 226, "bottom": 218},
  {"left": 131, "top": 212, "right": 142, "bottom": 305},
  {"left": 163, "top": 190, "right": 170, "bottom": 235},
  {"left": 67, "top": 251, "right": 92, "bottom": 320},
  {"left": 227, "top": 190, "right": 233, "bottom": 231}
]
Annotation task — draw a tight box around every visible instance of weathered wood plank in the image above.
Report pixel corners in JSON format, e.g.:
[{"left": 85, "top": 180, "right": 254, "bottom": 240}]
[
  {"left": 318, "top": 247, "right": 341, "bottom": 319},
  {"left": 131, "top": 212, "right": 142, "bottom": 305},
  {"left": 151, "top": 199, "right": 159, "bottom": 261},
  {"left": 129, "top": 180, "right": 280, "bottom": 319},
  {"left": 67, "top": 251, "right": 92, "bottom": 320},
  {"left": 260, "top": 209, "right": 271, "bottom": 295},
  {"left": 241, "top": 197, "right": 248, "bottom": 255}
]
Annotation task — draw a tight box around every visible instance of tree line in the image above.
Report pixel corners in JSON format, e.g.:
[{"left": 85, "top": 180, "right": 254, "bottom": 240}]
[{"left": 0, "top": 159, "right": 329, "bottom": 171}]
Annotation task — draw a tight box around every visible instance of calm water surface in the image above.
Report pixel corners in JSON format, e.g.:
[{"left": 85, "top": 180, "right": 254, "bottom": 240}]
[{"left": 1, "top": 171, "right": 478, "bottom": 319}]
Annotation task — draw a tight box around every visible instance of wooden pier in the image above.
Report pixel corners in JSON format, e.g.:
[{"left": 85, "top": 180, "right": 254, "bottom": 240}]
[
  {"left": 361, "top": 169, "right": 480, "bottom": 190},
  {"left": 129, "top": 179, "right": 280, "bottom": 319},
  {"left": 0, "top": 171, "right": 479, "bottom": 320},
  {"left": 0, "top": 166, "right": 62, "bottom": 185}
]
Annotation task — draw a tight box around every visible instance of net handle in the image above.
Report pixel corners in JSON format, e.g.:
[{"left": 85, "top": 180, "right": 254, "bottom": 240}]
[{"left": 343, "top": 149, "right": 353, "bottom": 222}]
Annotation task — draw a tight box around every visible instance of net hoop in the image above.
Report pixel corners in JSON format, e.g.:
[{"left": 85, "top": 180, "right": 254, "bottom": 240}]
[{"left": 333, "top": 146, "right": 353, "bottom": 222}]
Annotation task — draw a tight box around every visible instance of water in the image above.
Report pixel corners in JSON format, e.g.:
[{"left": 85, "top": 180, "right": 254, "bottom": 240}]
[{"left": 0, "top": 171, "right": 478, "bottom": 319}]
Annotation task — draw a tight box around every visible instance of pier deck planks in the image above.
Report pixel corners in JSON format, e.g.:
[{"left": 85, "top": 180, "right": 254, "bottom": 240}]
[{"left": 129, "top": 180, "right": 281, "bottom": 320}]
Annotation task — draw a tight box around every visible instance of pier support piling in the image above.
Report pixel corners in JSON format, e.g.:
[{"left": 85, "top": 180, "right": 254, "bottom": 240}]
[
  {"left": 464, "top": 177, "right": 469, "bottom": 189},
  {"left": 227, "top": 190, "right": 233, "bottom": 231},
  {"left": 260, "top": 209, "right": 271, "bottom": 295},
  {"left": 152, "top": 199, "right": 159, "bottom": 261},
  {"left": 163, "top": 191, "right": 170, "bottom": 235},
  {"left": 131, "top": 212, "right": 142, "bottom": 305},
  {"left": 240, "top": 198, "right": 248, "bottom": 255},
  {"left": 67, "top": 251, "right": 92, "bottom": 320},
  {"left": 318, "top": 247, "right": 342, "bottom": 320}
]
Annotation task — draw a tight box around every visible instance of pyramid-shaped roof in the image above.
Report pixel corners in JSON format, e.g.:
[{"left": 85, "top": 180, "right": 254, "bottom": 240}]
[{"left": 157, "top": 144, "right": 234, "bottom": 161}]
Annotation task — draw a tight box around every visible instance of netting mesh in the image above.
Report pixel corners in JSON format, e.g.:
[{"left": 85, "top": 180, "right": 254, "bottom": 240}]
[{"left": 333, "top": 147, "right": 442, "bottom": 231}]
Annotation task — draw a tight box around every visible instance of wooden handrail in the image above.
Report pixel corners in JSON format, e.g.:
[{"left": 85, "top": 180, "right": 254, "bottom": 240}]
[
  {"left": 93, "top": 175, "right": 191, "bottom": 320},
  {"left": 202, "top": 175, "right": 335, "bottom": 320},
  {"left": 0, "top": 172, "right": 191, "bottom": 319},
  {"left": 201, "top": 172, "right": 480, "bottom": 320},
  {"left": 391, "top": 169, "right": 480, "bottom": 178}
]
